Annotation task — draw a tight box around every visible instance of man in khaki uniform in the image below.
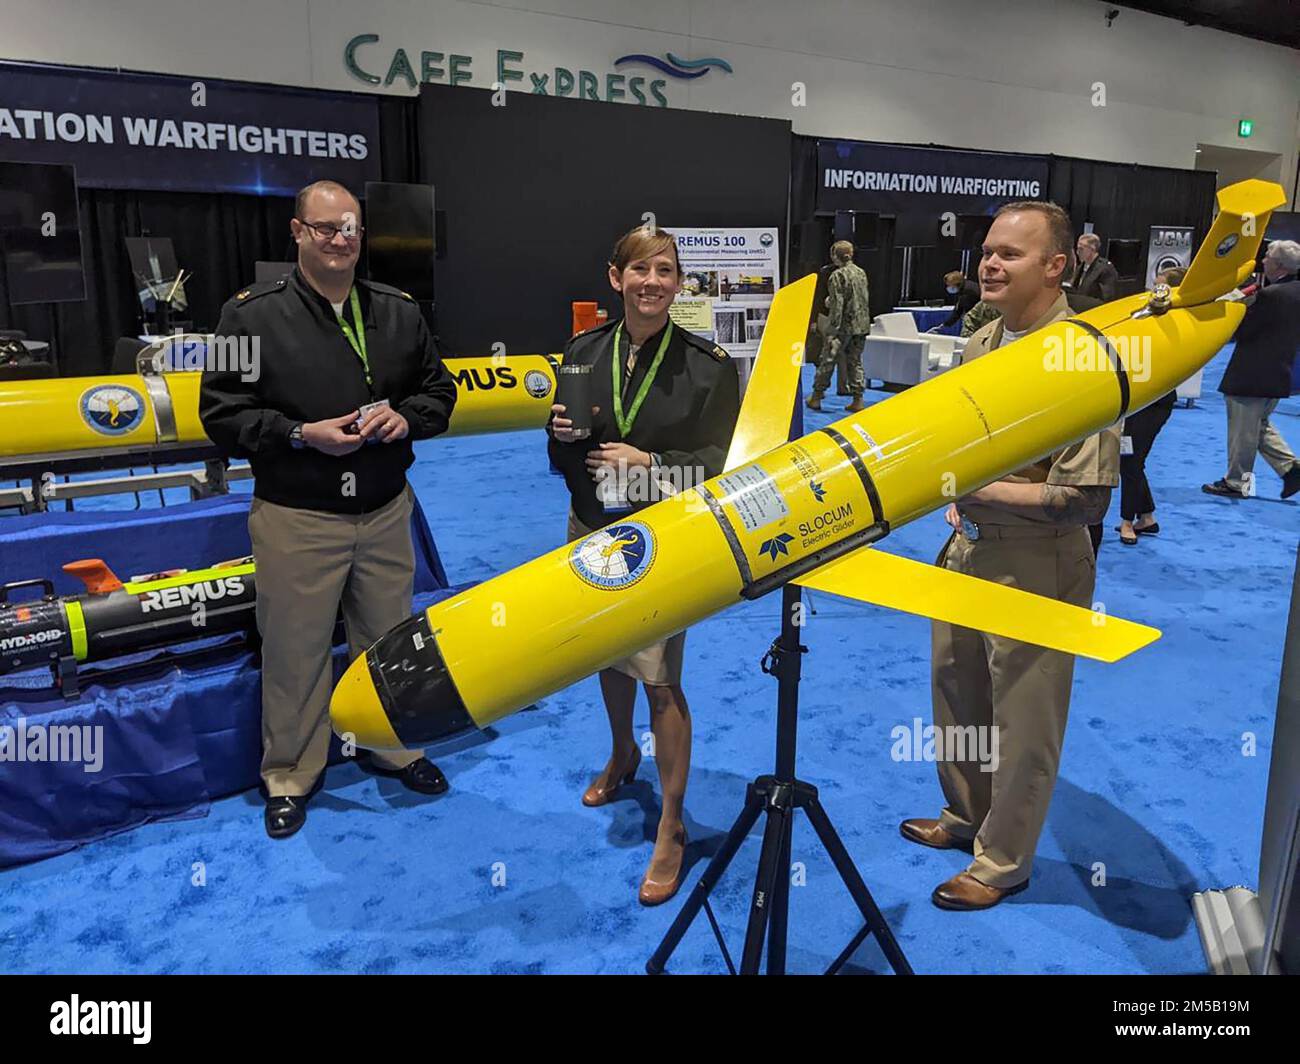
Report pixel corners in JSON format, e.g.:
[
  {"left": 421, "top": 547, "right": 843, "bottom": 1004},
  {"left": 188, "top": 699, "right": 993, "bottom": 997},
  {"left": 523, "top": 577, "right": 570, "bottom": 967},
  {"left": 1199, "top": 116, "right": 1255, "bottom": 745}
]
[{"left": 900, "top": 200, "right": 1120, "bottom": 910}]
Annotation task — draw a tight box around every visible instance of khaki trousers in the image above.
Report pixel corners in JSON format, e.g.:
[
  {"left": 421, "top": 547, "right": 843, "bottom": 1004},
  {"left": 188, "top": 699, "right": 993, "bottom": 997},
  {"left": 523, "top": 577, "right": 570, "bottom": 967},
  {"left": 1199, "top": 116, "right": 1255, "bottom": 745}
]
[
  {"left": 250, "top": 489, "right": 423, "bottom": 796},
  {"left": 1224, "top": 396, "right": 1298, "bottom": 491},
  {"left": 930, "top": 525, "right": 1096, "bottom": 888}
]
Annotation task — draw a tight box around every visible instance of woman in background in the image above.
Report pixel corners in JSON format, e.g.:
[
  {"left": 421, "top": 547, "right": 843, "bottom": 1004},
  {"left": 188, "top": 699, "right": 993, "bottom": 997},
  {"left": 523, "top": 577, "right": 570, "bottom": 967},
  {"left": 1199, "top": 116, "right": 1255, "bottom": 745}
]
[{"left": 1116, "top": 266, "right": 1185, "bottom": 545}]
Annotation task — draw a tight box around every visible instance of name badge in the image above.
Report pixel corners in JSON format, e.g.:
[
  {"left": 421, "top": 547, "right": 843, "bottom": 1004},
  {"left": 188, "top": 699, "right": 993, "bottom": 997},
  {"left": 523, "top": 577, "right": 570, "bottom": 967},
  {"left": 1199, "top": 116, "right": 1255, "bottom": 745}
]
[
  {"left": 1120, "top": 435, "right": 1134, "bottom": 456},
  {"left": 596, "top": 467, "right": 633, "bottom": 513},
  {"left": 351, "top": 399, "right": 391, "bottom": 446}
]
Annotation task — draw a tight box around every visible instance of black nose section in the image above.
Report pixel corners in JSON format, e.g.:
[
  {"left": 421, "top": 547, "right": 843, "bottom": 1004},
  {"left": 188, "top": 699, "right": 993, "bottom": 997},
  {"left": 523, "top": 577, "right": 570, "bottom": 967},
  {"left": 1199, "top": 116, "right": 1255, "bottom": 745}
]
[{"left": 368, "top": 613, "right": 475, "bottom": 745}]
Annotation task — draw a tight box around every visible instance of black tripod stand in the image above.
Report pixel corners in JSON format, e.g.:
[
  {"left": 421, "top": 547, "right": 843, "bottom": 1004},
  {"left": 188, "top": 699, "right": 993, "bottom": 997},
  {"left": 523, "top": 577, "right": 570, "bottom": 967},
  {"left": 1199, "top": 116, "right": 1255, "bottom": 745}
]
[{"left": 647, "top": 583, "right": 914, "bottom": 975}]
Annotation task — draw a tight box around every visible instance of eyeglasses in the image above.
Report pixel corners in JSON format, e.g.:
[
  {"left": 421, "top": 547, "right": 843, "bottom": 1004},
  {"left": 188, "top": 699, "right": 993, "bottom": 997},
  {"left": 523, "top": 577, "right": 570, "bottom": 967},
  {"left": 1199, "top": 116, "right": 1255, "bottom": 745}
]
[{"left": 297, "top": 218, "right": 364, "bottom": 242}]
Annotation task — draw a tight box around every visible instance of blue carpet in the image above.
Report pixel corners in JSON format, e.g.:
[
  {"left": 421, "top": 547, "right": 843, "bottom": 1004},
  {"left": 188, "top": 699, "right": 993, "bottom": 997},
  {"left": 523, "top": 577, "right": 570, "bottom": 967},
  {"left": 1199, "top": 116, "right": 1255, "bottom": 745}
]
[{"left": 1, "top": 346, "right": 1295, "bottom": 974}]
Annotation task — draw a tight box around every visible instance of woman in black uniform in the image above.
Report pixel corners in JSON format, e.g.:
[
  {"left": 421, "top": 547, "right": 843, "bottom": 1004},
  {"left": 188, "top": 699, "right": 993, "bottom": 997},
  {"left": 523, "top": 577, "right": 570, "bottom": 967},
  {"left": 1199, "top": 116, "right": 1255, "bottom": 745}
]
[
  {"left": 548, "top": 225, "right": 740, "bottom": 905},
  {"left": 1116, "top": 266, "right": 1184, "bottom": 545}
]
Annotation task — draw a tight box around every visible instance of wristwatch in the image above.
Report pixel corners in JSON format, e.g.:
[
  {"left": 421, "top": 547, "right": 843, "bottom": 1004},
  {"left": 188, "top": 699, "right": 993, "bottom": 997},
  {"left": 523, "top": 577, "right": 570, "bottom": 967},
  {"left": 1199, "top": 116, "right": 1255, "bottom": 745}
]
[{"left": 289, "top": 423, "right": 305, "bottom": 450}]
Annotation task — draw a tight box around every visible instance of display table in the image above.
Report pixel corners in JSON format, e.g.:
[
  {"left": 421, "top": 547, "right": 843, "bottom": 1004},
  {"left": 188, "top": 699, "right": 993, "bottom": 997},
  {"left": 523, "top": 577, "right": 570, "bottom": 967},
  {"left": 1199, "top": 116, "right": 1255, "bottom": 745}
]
[
  {"left": 0, "top": 494, "right": 452, "bottom": 868},
  {"left": 892, "top": 306, "right": 957, "bottom": 333}
]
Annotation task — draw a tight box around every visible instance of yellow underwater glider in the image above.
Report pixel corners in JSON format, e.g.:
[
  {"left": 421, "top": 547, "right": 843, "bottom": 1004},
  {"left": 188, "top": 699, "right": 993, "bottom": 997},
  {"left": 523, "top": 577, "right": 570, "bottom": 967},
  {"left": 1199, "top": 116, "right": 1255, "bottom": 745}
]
[
  {"left": 331, "top": 180, "right": 1286, "bottom": 749},
  {"left": 0, "top": 353, "right": 562, "bottom": 466}
]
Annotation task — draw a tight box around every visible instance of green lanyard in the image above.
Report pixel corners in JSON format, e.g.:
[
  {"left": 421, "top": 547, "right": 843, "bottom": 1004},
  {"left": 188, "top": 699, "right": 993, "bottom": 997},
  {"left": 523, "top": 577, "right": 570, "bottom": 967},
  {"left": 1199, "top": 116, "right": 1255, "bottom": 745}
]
[
  {"left": 611, "top": 320, "right": 672, "bottom": 437},
  {"left": 336, "top": 287, "right": 370, "bottom": 386}
]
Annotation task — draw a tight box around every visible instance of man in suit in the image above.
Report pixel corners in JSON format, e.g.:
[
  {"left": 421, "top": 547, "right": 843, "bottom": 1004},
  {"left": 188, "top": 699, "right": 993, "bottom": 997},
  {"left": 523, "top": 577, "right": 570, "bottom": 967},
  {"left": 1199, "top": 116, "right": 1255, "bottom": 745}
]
[
  {"left": 1071, "top": 233, "right": 1119, "bottom": 301},
  {"left": 1203, "top": 239, "right": 1300, "bottom": 500}
]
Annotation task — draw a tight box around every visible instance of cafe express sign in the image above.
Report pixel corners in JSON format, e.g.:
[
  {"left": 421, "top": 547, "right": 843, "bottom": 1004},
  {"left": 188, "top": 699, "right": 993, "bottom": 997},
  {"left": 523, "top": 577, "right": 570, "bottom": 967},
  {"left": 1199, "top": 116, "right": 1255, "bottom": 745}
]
[{"left": 345, "top": 36, "right": 672, "bottom": 106}]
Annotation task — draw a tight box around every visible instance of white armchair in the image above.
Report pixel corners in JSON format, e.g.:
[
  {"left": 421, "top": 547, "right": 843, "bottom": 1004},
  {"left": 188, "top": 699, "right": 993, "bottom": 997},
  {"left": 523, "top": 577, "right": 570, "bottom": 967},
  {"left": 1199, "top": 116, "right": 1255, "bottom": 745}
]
[{"left": 861, "top": 312, "right": 966, "bottom": 388}]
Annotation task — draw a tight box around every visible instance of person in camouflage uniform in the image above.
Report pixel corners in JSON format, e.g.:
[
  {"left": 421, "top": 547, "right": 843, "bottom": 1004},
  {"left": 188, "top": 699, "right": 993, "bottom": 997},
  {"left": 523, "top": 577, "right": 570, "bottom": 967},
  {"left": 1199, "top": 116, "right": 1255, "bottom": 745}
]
[
  {"left": 808, "top": 241, "right": 871, "bottom": 412},
  {"left": 961, "top": 298, "right": 1001, "bottom": 337}
]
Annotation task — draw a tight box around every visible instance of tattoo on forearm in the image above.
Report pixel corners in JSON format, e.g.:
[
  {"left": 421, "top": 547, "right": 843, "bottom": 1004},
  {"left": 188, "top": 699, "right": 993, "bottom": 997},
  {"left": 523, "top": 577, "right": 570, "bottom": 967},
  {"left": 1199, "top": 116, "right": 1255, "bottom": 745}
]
[{"left": 1040, "top": 484, "right": 1111, "bottom": 525}]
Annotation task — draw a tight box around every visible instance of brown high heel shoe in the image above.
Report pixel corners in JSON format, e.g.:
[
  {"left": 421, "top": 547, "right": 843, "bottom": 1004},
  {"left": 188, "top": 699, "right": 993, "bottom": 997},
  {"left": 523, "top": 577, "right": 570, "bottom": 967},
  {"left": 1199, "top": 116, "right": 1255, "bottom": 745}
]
[
  {"left": 638, "top": 824, "right": 688, "bottom": 906},
  {"left": 581, "top": 747, "right": 641, "bottom": 807}
]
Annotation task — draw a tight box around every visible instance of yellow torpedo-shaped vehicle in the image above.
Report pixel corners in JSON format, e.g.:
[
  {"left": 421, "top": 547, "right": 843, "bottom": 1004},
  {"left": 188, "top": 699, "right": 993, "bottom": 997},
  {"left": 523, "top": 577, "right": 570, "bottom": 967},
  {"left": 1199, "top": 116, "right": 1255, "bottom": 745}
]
[
  {"left": 0, "top": 353, "right": 561, "bottom": 468},
  {"left": 330, "top": 180, "right": 1284, "bottom": 750}
]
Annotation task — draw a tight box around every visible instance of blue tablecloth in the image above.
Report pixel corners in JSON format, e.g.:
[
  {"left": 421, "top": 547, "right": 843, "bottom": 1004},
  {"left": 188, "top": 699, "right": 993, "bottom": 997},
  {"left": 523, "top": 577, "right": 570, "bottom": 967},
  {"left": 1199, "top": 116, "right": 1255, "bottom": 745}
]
[{"left": 0, "top": 495, "right": 451, "bottom": 869}]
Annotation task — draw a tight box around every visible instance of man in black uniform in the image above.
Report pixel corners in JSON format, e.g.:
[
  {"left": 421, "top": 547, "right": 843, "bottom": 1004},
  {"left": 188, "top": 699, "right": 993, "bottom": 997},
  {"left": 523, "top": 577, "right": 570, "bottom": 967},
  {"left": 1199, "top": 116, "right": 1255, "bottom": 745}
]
[{"left": 200, "top": 179, "right": 457, "bottom": 839}]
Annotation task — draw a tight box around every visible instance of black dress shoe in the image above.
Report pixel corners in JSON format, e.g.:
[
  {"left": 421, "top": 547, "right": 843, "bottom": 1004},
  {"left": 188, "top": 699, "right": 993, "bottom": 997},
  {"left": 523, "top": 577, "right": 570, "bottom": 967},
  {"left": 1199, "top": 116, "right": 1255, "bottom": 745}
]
[
  {"left": 1282, "top": 467, "right": 1300, "bottom": 500},
  {"left": 265, "top": 796, "right": 307, "bottom": 839},
  {"left": 1202, "top": 479, "right": 1245, "bottom": 498},
  {"left": 398, "top": 757, "right": 449, "bottom": 795},
  {"left": 1116, "top": 522, "right": 1160, "bottom": 535}
]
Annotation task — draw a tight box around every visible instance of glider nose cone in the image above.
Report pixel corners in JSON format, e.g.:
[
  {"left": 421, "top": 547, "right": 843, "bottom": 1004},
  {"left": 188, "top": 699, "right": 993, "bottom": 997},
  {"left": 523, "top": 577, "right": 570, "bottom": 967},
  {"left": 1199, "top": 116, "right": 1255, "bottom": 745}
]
[
  {"left": 331, "top": 652, "right": 403, "bottom": 751},
  {"left": 329, "top": 613, "right": 475, "bottom": 750}
]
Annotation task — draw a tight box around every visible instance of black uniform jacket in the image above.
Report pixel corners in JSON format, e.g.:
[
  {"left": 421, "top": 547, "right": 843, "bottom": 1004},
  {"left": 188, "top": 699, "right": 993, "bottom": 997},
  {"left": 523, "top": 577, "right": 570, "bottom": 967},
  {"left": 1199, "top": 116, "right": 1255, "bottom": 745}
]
[
  {"left": 1072, "top": 256, "right": 1119, "bottom": 302},
  {"left": 1219, "top": 275, "right": 1300, "bottom": 399},
  {"left": 939, "top": 280, "right": 981, "bottom": 329},
  {"left": 547, "top": 318, "right": 741, "bottom": 530},
  {"left": 199, "top": 267, "right": 456, "bottom": 514}
]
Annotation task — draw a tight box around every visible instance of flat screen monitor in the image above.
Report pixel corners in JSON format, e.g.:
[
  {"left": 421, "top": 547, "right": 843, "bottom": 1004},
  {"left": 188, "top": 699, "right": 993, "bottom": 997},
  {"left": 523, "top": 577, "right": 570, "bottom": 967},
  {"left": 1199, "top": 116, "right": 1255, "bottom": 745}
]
[
  {"left": 1265, "top": 211, "right": 1300, "bottom": 245},
  {"left": 365, "top": 182, "right": 435, "bottom": 302},
  {"left": 894, "top": 212, "right": 935, "bottom": 248},
  {"left": 852, "top": 212, "right": 879, "bottom": 251},
  {"left": 833, "top": 210, "right": 853, "bottom": 243},
  {"left": 832, "top": 211, "right": 879, "bottom": 251},
  {"left": 0, "top": 161, "right": 86, "bottom": 304},
  {"left": 1107, "top": 238, "right": 1143, "bottom": 280},
  {"left": 125, "top": 236, "right": 188, "bottom": 314}
]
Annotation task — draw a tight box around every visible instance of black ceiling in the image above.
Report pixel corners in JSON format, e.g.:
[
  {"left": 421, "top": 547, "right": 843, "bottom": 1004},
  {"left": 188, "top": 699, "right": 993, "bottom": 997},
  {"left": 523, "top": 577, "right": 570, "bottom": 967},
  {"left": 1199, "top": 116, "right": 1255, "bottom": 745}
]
[{"left": 1110, "top": 1, "right": 1300, "bottom": 50}]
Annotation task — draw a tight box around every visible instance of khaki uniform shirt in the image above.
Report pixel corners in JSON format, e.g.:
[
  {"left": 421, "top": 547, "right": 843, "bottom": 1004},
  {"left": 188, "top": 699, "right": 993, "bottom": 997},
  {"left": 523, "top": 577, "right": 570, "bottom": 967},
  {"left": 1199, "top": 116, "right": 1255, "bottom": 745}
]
[{"left": 958, "top": 291, "right": 1120, "bottom": 528}]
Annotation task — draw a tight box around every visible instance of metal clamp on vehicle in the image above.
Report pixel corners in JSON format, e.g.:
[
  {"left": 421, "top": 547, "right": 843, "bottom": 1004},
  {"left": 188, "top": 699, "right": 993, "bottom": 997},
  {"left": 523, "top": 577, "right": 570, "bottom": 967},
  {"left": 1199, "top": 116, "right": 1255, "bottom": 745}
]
[{"left": 741, "top": 521, "right": 890, "bottom": 600}]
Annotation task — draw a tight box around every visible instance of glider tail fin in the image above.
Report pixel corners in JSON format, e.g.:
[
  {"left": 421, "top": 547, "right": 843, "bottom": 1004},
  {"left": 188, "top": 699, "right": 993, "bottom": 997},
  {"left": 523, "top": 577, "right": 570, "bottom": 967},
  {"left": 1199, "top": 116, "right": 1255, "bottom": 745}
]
[
  {"left": 722, "top": 273, "right": 817, "bottom": 471},
  {"left": 1175, "top": 179, "right": 1286, "bottom": 307}
]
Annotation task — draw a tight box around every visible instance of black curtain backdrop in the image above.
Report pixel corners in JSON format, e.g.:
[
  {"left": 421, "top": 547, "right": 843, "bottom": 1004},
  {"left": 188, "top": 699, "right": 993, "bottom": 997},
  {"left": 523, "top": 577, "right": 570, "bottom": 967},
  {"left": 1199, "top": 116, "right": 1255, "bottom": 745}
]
[
  {"left": 1046, "top": 156, "right": 1218, "bottom": 286},
  {"left": 790, "top": 135, "right": 1218, "bottom": 311},
  {"left": 0, "top": 98, "right": 420, "bottom": 377},
  {"left": 420, "top": 83, "right": 792, "bottom": 355}
]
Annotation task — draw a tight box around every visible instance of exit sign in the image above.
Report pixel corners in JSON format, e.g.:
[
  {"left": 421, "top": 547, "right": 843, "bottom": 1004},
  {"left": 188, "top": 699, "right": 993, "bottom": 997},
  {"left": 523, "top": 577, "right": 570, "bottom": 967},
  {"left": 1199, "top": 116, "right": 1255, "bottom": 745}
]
[{"left": 1238, "top": 119, "right": 1254, "bottom": 137}]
